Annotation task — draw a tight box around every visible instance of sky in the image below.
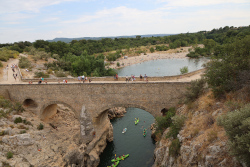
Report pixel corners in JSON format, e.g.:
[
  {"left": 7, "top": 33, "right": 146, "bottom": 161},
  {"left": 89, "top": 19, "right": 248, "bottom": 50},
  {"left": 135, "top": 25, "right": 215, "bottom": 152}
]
[{"left": 0, "top": 0, "right": 250, "bottom": 43}]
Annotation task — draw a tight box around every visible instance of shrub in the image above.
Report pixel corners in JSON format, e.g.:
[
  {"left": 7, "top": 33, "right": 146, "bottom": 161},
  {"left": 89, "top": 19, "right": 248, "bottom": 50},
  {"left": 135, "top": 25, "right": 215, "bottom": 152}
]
[
  {"left": 55, "top": 71, "right": 66, "bottom": 77},
  {"left": 204, "top": 36, "right": 250, "bottom": 98},
  {"left": 0, "top": 61, "right": 3, "bottom": 67},
  {"left": 19, "top": 56, "right": 31, "bottom": 69},
  {"left": 37, "top": 123, "right": 44, "bottom": 130},
  {"left": 6, "top": 151, "right": 13, "bottom": 159},
  {"left": 166, "top": 115, "right": 186, "bottom": 139},
  {"left": 20, "top": 130, "right": 26, "bottom": 134},
  {"left": 116, "top": 62, "right": 120, "bottom": 67},
  {"left": 14, "top": 117, "right": 23, "bottom": 124},
  {"left": 155, "top": 108, "right": 175, "bottom": 132},
  {"left": 180, "top": 66, "right": 188, "bottom": 74},
  {"left": 0, "top": 96, "right": 12, "bottom": 108},
  {"left": 0, "top": 130, "right": 7, "bottom": 136},
  {"left": 169, "top": 139, "right": 181, "bottom": 157},
  {"left": 184, "top": 78, "right": 206, "bottom": 103},
  {"left": 150, "top": 47, "right": 155, "bottom": 53},
  {"left": 217, "top": 103, "right": 250, "bottom": 166},
  {"left": 12, "top": 102, "right": 25, "bottom": 113},
  {"left": 34, "top": 72, "right": 49, "bottom": 78},
  {"left": 0, "top": 109, "right": 9, "bottom": 119}
]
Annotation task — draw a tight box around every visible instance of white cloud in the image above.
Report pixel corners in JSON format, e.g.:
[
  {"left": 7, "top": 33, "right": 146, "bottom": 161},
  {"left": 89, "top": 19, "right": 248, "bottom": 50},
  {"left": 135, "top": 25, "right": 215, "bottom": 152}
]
[
  {"left": 157, "top": 0, "right": 249, "bottom": 8},
  {"left": 0, "top": 0, "right": 78, "bottom": 14}
]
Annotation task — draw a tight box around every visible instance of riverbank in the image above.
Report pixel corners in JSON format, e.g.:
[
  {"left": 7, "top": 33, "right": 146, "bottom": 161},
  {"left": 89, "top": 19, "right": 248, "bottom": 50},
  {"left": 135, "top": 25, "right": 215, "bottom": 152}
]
[{"left": 108, "top": 46, "right": 193, "bottom": 69}]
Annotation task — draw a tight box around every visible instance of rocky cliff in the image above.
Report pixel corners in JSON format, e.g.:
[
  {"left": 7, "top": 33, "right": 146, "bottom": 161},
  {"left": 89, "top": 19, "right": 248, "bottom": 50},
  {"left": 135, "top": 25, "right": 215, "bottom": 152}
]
[
  {"left": 152, "top": 91, "right": 247, "bottom": 167},
  {"left": 0, "top": 105, "right": 127, "bottom": 167}
]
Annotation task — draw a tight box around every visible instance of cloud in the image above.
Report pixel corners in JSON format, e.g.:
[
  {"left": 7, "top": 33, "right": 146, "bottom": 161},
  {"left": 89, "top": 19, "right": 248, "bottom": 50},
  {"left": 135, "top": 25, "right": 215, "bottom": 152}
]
[
  {"left": 157, "top": 0, "right": 249, "bottom": 8},
  {"left": 0, "top": 0, "right": 78, "bottom": 14}
]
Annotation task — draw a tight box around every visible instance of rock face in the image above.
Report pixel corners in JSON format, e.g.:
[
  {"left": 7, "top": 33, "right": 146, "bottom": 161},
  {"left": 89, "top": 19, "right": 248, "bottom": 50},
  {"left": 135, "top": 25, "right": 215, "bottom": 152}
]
[
  {"left": 0, "top": 104, "right": 117, "bottom": 167},
  {"left": 152, "top": 102, "right": 245, "bottom": 167},
  {"left": 108, "top": 107, "right": 126, "bottom": 119}
]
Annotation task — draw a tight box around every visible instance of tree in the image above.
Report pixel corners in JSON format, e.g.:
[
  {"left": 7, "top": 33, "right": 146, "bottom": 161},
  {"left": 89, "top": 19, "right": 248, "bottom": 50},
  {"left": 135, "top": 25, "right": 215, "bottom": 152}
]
[{"left": 150, "top": 47, "right": 155, "bottom": 53}]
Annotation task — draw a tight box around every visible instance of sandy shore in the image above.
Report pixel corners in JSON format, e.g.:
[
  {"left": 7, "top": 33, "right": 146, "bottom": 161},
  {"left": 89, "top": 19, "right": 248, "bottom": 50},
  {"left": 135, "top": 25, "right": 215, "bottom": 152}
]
[{"left": 108, "top": 46, "right": 191, "bottom": 69}]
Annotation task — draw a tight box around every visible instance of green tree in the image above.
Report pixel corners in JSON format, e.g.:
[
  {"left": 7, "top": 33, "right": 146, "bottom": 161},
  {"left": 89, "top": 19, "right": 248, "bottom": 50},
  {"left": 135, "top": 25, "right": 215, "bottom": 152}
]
[
  {"left": 217, "top": 104, "right": 250, "bottom": 166},
  {"left": 150, "top": 47, "right": 155, "bottom": 53}
]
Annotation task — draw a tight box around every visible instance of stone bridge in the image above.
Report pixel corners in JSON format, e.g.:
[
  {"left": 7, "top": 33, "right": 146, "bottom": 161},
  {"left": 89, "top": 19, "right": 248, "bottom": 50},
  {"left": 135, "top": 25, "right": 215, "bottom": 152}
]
[{"left": 0, "top": 82, "right": 190, "bottom": 145}]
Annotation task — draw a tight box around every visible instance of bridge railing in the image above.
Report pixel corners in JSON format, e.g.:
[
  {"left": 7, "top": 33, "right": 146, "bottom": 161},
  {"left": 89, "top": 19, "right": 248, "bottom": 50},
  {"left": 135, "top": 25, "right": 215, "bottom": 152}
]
[{"left": 19, "top": 68, "right": 205, "bottom": 83}]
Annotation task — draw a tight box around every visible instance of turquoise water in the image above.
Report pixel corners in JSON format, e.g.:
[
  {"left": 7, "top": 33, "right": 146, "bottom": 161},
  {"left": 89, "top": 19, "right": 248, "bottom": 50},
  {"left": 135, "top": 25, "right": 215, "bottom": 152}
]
[
  {"left": 117, "top": 57, "right": 208, "bottom": 76},
  {"left": 98, "top": 108, "right": 155, "bottom": 167}
]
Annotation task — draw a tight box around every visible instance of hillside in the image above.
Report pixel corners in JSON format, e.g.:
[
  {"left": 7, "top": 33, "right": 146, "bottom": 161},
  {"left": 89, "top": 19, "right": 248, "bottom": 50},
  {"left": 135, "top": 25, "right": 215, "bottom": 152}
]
[{"left": 46, "top": 34, "right": 175, "bottom": 43}]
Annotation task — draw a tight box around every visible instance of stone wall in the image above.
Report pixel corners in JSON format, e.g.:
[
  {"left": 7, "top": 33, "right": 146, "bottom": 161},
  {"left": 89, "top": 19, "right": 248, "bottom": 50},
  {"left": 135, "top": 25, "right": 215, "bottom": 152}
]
[{"left": 0, "top": 82, "right": 191, "bottom": 145}]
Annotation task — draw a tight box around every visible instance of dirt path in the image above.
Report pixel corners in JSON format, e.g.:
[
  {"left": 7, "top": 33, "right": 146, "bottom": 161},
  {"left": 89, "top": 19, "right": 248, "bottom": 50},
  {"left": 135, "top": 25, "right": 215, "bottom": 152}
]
[{"left": 0, "top": 58, "right": 21, "bottom": 84}]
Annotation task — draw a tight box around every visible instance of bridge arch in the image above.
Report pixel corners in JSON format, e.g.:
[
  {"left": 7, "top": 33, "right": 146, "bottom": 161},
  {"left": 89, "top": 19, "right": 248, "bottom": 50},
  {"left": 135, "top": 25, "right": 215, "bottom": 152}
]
[
  {"left": 23, "top": 98, "right": 38, "bottom": 108},
  {"left": 98, "top": 103, "right": 155, "bottom": 118},
  {"left": 40, "top": 101, "right": 77, "bottom": 121}
]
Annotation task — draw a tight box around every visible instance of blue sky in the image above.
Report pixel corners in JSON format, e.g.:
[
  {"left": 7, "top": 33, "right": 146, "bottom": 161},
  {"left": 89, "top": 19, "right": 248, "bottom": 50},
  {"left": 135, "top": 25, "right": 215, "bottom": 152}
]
[{"left": 0, "top": 0, "right": 249, "bottom": 43}]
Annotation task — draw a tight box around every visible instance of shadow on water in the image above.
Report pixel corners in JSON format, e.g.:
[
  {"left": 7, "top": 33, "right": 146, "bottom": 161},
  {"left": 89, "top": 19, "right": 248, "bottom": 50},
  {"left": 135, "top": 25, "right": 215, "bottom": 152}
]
[{"left": 98, "top": 108, "right": 155, "bottom": 167}]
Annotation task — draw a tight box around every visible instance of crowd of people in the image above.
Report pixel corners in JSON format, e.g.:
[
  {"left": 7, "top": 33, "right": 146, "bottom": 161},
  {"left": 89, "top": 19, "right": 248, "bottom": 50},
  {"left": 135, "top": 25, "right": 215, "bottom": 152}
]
[{"left": 9, "top": 64, "right": 19, "bottom": 81}]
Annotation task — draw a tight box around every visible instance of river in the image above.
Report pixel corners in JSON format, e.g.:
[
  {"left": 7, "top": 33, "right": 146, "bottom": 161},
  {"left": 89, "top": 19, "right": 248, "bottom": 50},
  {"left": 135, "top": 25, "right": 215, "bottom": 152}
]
[
  {"left": 117, "top": 57, "right": 208, "bottom": 76},
  {"left": 98, "top": 108, "right": 155, "bottom": 167}
]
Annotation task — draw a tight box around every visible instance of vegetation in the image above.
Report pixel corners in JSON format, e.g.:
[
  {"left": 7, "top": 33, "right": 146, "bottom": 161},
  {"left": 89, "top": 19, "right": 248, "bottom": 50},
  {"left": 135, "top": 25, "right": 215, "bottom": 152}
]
[
  {"left": 0, "top": 48, "right": 19, "bottom": 61},
  {"left": 204, "top": 36, "right": 250, "bottom": 98},
  {"left": 37, "top": 123, "right": 44, "bottom": 130},
  {"left": 166, "top": 115, "right": 186, "bottom": 139},
  {"left": 19, "top": 56, "right": 31, "bottom": 69},
  {"left": 184, "top": 78, "right": 207, "bottom": 103},
  {"left": 217, "top": 103, "right": 250, "bottom": 166},
  {"left": 6, "top": 151, "right": 13, "bottom": 159},
  {"left": 169, "top": 139, "right": 181, "bottom": 157},
  {"left": 180, "top": 66, "right": 188, "bottom": 74},
  {"left": 34, "top": 71, "right": 49, "bottom": 78},
  {"left": 14, "top": 117, "right": 23, "bottom": 124},
  {"left": 1, "top": 25, "right": 249, "bottom": 78},
  {"left": 155, "top": 107, "right": 176, "bottom": 133}
]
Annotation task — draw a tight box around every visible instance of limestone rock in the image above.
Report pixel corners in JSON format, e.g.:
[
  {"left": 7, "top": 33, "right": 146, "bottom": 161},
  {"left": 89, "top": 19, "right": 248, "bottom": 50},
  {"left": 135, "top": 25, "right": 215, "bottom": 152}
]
[{"left": 2, "top": 133, "right": 34, "bottom": 146}]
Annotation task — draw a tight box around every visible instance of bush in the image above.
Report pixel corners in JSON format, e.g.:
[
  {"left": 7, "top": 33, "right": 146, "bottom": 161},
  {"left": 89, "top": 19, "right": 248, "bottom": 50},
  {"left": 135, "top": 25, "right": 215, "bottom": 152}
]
[
  {"left": 34, "top": 72, "right": 49, "bottom": 78},
  {"left": 6, "top": 151, "right": 13, "bottom": 159},
  {"left": 150, "top": 47, "right": 155, "bottom": 53},
  {"left": 19, "top": 130, "right": 26, "bottom": 134},
  {"left": 37, "top": 123, "right": 44, "bottom": 130},
  {"left": 204, "top": 36, "right": 250, "bottom": 97},
  {"left": 217, "top": 103, "right": 250, "bottom": 166},
  {"left": 19, "top": 56, "right": 31, "bottom": 69},
  {"left": 0, "top": 96, "right": 12, "bottom": 108},
  {"left": 14, "top": 117, "right": 23, "bottom": 124},
  {"left": 55, "top": 71, "right": 66, "bottom": 77},
  {"left": 155, "top": 108, "right": 175, "bottom": 132},
  {"left": 184, "top": 79, "right": 206, "bottom": 103},
  {"left": 166, "top": 115, "right": 186, "bottom": 139},
  {"left": 117, "top": 62, "right": 120, "bottom": 67},
  {"left": 0, "top": 61, "right": 3, "bottom": 67},
  {"left": 180, "top": 66, "right": 188, "bottom": 74},
  {"left": 169, "top": 139, "right": 181, "bottom": 157},
  {"left": 12, "top": 102, "right": 25, "bottom": 113}
]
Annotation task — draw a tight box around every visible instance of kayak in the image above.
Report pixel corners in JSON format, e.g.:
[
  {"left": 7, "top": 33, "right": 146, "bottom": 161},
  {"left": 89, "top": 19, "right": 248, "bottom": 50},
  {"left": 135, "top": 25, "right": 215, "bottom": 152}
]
[
  {"left": 108, "top": 160, "right": 119, "bottom": 167},
  {"left": 122, "top": 128, "right": 127, "bottom": 133},
  {"left": 111, "top": 154, "right": 129, "bottom": 162},
  {"left": 143, "top": 128, "right": 147, "bottom": 137},
  {"left": 135, "top": 118, "right": 139, "bottom": 125}
]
